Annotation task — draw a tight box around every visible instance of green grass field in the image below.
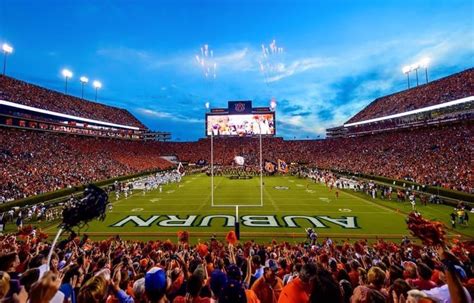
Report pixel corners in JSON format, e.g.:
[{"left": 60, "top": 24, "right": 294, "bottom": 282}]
[{"left": 24, "top": 174, "right": 474, "bottom": 243}]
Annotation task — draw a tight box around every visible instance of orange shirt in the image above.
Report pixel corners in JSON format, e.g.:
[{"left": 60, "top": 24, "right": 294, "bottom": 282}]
[
  {"left": 246, "top": 289, "right": 261, "bottom": 303},
  {"left": 277, "top": 277, "right": 310, "bottom": 303},
  {"left": 251, "top": 276, "right": 283, "bottom": 303}
]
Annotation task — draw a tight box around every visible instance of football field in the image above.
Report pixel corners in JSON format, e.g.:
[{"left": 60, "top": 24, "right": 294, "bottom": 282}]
[{"left": 40, "top": 174, "right": 473, "bottom": 242}]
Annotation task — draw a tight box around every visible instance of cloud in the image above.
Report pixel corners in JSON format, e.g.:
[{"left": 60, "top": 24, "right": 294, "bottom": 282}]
[
  {"left": 96, "top": 47, "right": 188, "bottom": 70},
  {"left": 274, "top": 29, "right": 473, "bottom": 137},
  {"left": 97, "top": 28, "right": 473, "bottom": 140},
  {"left": 135, "top": 108, "right": 203, "bottom": 124},
  {"left": 97, "top": 47, "right": 152, "bottom": 62},
  {"left": 215, "top": 48, "right": 252, "bottom": 69},
  {"left": 267, "top": 56, "right": 337, "bottom": 82}
]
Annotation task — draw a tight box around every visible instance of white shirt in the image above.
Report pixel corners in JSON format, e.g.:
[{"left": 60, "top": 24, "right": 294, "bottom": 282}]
[{"left": 424, "top": 284, "right": 472, "bottom": 303}]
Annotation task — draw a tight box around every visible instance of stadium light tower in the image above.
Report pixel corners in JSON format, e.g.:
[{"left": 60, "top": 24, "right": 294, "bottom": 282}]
[
  {"left": 62, "top": 69, "right": 73, "bottom": 94},
  {"left": 411, "top": 63, "right": 420, "bottom": 86},
  {"left": 79, "top": 76, "right": 88, "bottom": 99},
  {"left": 2, "top": 43, "right": 13, "bottom": 76},
  {"left": 93, "top": 80, "right": 102, "bottom": 101},
  {"left": 420, "top": 57, "right": 430, "bottom": 83},
  {"left": 402, "top": 66, "right": 411, "bottom": 89}
]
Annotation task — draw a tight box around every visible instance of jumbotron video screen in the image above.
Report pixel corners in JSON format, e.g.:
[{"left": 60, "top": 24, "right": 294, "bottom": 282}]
[{"left": 206, "top": 113, "right": 275, "bottom": 136}]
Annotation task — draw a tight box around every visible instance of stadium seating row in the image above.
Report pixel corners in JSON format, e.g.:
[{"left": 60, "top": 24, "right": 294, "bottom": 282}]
[
  {"left": 0, "top": 75, "right": 145, "bottom": 128},
  {"left": 347, "top": 68, "right": 474, "bottom": 124},
  {"left": 0, "top": 128, "right": 172, "bottom": 201}
]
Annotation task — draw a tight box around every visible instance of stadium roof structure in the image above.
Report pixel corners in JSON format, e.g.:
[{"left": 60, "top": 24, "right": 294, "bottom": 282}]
[
  {"left": 344, "top": 95, "right": 474, "bottom": 127},
  {"left": 0, "top": 100, "right": 140, "bottom": 130}
]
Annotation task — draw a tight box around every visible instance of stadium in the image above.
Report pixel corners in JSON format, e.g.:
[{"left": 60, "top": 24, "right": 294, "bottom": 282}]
[{"left": 0, "top": 2, "right": 473, "bottom": 303}]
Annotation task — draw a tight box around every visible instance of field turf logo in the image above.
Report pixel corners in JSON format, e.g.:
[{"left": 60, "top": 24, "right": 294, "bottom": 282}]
[{"left": 111, "top": 215, "right": 359, "bottom": 229}]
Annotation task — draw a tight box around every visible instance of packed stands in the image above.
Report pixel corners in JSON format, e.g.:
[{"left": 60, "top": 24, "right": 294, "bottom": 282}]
[
  {"left": 0, "top": 67, "right": 473, "bottom": 201},
  {"left": 0, "top": 229, "right": 472, "bottom": 303},
  {"left": 0, "top": 75, "right": 145, "bottom": 128},
  {"left": 160, "top": 122, "right": 473, "bottom": 193},
  {"left": 1, "top": 121, "right": 472, "bottom": 202},
  {"left": 0, "top": 128, "right": 172, "bottom": 201},
  {"left": 346, "top": 68, "right": 474, "bottom": 124}
]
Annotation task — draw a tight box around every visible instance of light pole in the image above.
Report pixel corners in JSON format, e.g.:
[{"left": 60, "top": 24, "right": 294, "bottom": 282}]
[
  {"left": 420, "top": 57, "right": 430, "bottom": 83},
  {"left": 93, "top": 80, "right": 102, "bottom": 101},
  {"left": 402, "top": 66, "right": 411, "bottom": 89},
  {"left": 411, "top": 63, "right": 420, "bottom": 86},
  {"left": 2, "top": 43, "right": 13, "bottom": 76},
  {"left": 79, "top": 76, "right": 88, "bottom": 99},
  {"left": 62, "top": 69, "right": 73, "bottom": 94}
]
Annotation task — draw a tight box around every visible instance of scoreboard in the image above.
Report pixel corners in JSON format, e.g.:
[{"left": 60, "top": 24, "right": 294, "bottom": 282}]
[{"left": 205, "top": 101, "right": 276, "bottom": 136}]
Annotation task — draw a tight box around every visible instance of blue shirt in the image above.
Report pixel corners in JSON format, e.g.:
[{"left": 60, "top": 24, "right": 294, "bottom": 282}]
[{"left": 59, "top": 283, "right": 75, "bottom": 303}]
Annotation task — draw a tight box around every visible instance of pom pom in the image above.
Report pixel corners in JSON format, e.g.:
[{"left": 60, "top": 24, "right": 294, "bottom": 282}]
[
  {"left": 406, "top": 212, "right": 446, "bottom": 246},
  {"left": 36, "top": 230, "right": 48, "bottom": 241},
  {"left": 354, "top": 242, "right": 364, "bottom": 255},
  {"left": 226, "top": 231, "right": 237, "bottom": 245},
  {"left": 197, "top": 243, "right": 208, "bottom": 257},
  {"left": 177, "top": 231, "right": 189, "bottom": 243},
  {"left": 17, "top": 225, "right": 33, "bottom": 238}
]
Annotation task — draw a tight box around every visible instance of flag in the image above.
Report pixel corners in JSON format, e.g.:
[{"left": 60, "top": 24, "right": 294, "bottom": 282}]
[
  {"left": 176, "top": 162, "right": 185, "bottom": 176},
  {"left": 234, "top": 156, "right": 245, "bottom": 166},
  {"left": 277, "top": 159, "right": 288, "bottom": 173},
  {"left": 264, "top": 161, "right": 277, "bottom": 174}
]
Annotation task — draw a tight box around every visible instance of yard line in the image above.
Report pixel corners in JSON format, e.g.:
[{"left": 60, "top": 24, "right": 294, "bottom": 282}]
[
  {"left": 263, "top": 186, "right": 280, "bottom": 211},
  {"left": 201, "top": 174, "right": 225, "bottom": 210},
  {"left": 340, "top": 190, "right": 401, "bottom": 215}
]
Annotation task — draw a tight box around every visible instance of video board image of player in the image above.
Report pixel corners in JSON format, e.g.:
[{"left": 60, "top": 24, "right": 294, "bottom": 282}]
[{"left": 207, "top": 114, "right": 275, "bottom": 136}]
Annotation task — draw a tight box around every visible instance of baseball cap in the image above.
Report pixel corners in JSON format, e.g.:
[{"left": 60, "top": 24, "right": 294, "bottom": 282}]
[
  {"left": 267, "top": 259, "right": 278, "bottom": 273},
  {"left": 145, "top": 267, "right": 167, "bottom": 295},
  {"left": 454, "top": 265, "right": 467, "bottom": 280}
]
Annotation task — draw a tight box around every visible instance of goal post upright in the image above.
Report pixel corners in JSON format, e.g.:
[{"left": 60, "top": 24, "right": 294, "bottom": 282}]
[
  {"left": 211, "top": 130, "right": 214, "bottom": 207},
  {"left": 209, "top": 127, "right": 264, "bottom": 240},
  {"left": 259, "top": 130, "right": 263, "bottom": 207}
]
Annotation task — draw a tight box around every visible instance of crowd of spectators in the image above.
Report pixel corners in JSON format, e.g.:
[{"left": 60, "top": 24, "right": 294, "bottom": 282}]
[
  {"left": 1, "top": 120, "right": 472, "bottom": 201},
  {"left": 160, "top": 122, "right": 473, "bottom": 193},
  {"left": 0, "top": 128, "right": 172, "bottom": 202},
  {"left": 0, "top": 229, "right": 472, "bottom": 303},
  {"left": 1, "top": 68, "right": 473, "bottom": 200},
  {"left": 346, "top": 68, "right": 474, "bottom": 124},
  {"left": 0, "top": 75, "right": 145, "bottom": 128}
]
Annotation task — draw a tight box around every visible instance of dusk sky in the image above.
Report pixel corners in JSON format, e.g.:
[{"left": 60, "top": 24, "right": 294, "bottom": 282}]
[{"left": 1, "top": 0, "right": 473, "bottom": 140}]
